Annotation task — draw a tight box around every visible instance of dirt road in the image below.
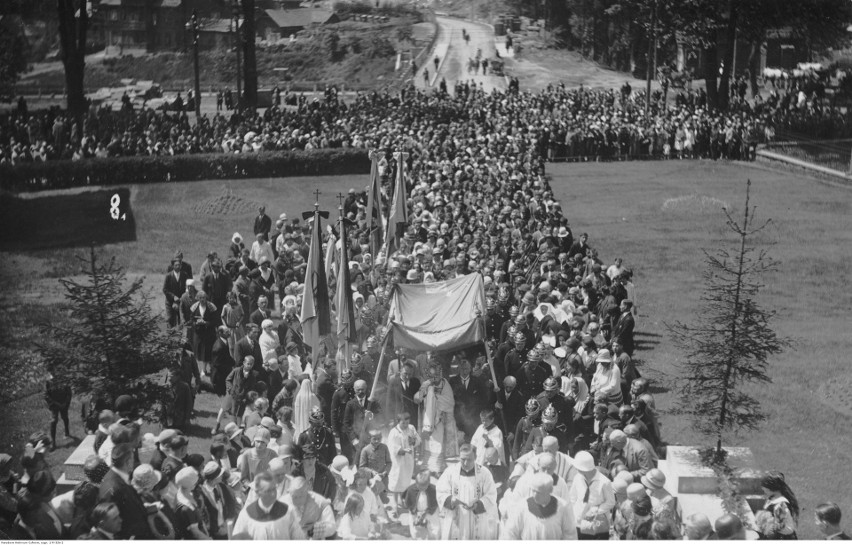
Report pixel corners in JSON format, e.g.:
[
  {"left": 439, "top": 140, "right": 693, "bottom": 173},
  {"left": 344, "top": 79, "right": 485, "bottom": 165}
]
[{"left": 415, "top": 16, "right": 507, "bottom": 93}]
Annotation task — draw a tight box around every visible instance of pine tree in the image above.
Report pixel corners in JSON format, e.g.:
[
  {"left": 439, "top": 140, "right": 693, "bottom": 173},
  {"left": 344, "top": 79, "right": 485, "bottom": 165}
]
[
  {"left": 38, "top": 246, "right": 178, "bottom": 421},
  {"left": 666, "top": 180, "right": 788, "bottom": 460}
]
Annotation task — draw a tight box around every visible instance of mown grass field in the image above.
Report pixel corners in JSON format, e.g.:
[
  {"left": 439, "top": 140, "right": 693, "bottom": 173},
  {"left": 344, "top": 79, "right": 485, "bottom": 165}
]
[
  {"left": 548, "top": 159, "right": 852, "bottom": 539},
  {"left": 0, "top": 160, "right": 849, "bottom": 538}
]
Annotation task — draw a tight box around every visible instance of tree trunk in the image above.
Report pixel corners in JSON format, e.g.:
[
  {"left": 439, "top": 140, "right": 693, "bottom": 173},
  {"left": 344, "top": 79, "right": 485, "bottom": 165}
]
[
  {"left": 717, "top": 0, "right": 738, "bottom": 111},
  {"left": 241, "top": 0, "right": 258, "bottom": 109},
  {"left": 747, "top": 35, "right": 762, "bottom": 98},
  {"left": 57, "top": 0, "right": 88, "bottom": 119},
  {"left": 703, "top": 44, "right": 719, "bottom": 109}
]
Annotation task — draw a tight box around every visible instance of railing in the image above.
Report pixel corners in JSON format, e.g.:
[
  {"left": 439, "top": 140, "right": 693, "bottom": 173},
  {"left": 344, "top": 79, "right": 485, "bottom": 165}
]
[{"left": 764, "top": 137, "right": 852, "bottom": 174}]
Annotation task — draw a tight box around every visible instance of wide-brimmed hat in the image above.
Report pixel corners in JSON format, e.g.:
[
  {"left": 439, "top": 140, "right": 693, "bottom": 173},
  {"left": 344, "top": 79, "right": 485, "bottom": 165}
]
[
  {"left": 132, "top": 464, "right": 163, "bottom": 490},
  {"left": 573, "top": 451, "right": 595, "bottom": 472},
  {"left": 641, "top": 468, "right": 667, "bottom": 490}
]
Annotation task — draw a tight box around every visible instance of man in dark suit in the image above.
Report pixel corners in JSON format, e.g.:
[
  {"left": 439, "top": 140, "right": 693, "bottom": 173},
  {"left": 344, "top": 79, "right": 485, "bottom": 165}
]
[
  {"left": 210, "top": 326, "right": 234, "bottom": 397},
  {"left": 98, "top": 442, "right": 152, "bottom": 539},
  {"left": 202, "top": 260, "right": 233, "bottom": 313},
  {"left": 342, "top": 380, "right": 382, "bottom": 466},
  {"left": 494, "top": 375, "right": 525, "bottom": 445},
  {"left": 163, "top": 259, "right": 190, "bottom": 327},
  {"left": 385, "top": 361, "right": 421, "bottom": 429},
  {"left": 331, "top": 371, "right": 356, "bottom": 462},
  {"left": 249, "top": 295, "right": 273, "bottom": 328},
  {"left": 234, "top": 324, "right": 263, "bottom": 369},
  {"left": 448, "top": 359, "right": 487, "bottom": 442},
  {"left": 253, "top": 206, "right": 272, "bottom": 242},
  {"left": 225, "top": 358, "right": 258, "bottom": 421},
  {"left": 611, "top": 299, "right": 636, "bottom": 355},
  {"left": 568, "top": 232, "right": 589, "bottom": 260}
]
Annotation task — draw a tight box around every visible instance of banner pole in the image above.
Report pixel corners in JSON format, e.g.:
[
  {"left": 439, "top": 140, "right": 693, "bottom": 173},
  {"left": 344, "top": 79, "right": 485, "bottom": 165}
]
[{"left": 368, "top": 333, "right": 391, "bottom": 402}]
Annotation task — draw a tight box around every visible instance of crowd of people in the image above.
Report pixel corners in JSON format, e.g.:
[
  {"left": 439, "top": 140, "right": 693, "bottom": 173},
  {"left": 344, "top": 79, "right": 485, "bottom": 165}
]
[
  {"left": 2, "top": 72, "right": 852, "bottom": 165},
  {"left": 1, "top": 77, "right": 851, "bottom": 541}
]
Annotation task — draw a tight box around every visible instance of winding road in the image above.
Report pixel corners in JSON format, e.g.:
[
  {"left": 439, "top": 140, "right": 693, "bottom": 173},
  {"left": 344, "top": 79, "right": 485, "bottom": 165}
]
[{"left": 414, "top": 16, "right": 508, "bottom": 93}]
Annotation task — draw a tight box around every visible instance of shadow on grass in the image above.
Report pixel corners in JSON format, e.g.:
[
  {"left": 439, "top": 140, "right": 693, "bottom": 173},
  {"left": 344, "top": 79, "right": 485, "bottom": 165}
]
[{"left": 0, "top": 188, "right": 136, "bottom": 251}]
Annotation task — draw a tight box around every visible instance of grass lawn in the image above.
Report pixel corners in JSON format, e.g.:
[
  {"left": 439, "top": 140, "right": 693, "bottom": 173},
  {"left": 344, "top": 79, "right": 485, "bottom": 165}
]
[
  {"left": 547, "top": 159, "right": 852, "bottom": 539},
  {"left": 1, "top": 162, "right": 850, "bottom": 538}
]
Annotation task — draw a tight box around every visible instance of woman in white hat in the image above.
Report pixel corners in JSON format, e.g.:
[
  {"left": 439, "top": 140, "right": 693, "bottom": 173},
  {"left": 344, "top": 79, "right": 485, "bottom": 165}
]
[
  {"left": 590, "top": 349, "right": 623, "bottom": 406},
  {"left": 174, "top": 467, "right": 210, "bottom": 539}
]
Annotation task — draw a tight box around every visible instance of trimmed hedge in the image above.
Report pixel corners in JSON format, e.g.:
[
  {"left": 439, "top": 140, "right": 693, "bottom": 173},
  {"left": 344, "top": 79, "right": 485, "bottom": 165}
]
[{"left": 0, "top": 149, "right": 371, "bottom": 192}]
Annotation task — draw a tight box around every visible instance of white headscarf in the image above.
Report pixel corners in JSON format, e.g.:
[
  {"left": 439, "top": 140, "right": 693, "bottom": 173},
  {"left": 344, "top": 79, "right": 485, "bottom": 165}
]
[
  {"left": 293, "top": 378, "right": 320, "bottom": 438},
  {"left": 563, "top": 376, "right": 590, "bottom": 415}
]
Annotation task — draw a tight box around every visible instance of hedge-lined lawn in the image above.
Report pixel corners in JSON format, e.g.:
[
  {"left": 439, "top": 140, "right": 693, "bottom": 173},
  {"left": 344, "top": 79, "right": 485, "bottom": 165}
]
[
  {"left": 1, "top": 163, "right": 850, "bottom": 539},
  {"left": 547, "top": 159, "right": 852, "bottom": 539}
]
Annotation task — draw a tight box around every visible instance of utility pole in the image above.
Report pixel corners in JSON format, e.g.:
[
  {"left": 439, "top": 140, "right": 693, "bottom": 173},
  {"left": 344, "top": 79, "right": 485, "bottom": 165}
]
[
  {"left": 186, "top": 10, "right": 201, "bottom": 120},
  {"left": 644, "top": 0, "right": 656, "bottom": 118}
]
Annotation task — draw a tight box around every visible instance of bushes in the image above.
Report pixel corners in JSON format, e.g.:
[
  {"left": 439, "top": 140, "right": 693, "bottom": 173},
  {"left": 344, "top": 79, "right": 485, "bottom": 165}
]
[{"left": 0, "top": 148, "right": 370, "bottom": 192}]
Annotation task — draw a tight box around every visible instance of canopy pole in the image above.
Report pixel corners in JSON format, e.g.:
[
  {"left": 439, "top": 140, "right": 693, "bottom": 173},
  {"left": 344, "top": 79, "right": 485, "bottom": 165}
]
[{"left": 368, "top": 332, "right": 391, "bottom": 402}]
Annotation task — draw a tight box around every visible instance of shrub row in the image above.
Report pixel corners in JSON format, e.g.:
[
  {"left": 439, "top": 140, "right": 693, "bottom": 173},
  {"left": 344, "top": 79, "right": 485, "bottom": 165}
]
[{"left": 0, "top": 149, "right": 371, "bottom": 192}]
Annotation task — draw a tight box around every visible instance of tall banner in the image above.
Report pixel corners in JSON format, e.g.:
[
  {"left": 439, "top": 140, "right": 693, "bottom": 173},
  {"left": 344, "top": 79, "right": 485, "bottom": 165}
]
[
  {"left": 385, "top": 151, "right": 409, "bottom": 258},
  {"left": 335, "top": 206, "right": 357, "bottom": 368},
  {"left": 300, "top": 207, "right": 331, "bottom": 357},
  {"left": 366, "top": 150, "right": 385, "bottom": 263}
]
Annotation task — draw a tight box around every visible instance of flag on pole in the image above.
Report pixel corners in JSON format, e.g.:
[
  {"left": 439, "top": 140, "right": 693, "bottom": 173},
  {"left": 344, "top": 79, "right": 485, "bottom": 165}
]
[
  {"left": 385, "top": 151, "right": 409, "bottom": 257},
  {"left": 366, "top": 150, "right": 385, "bottom": 262},
  {"left": 336, "top": 207, "right": 357, "bottom": 367},
  {"left": 300, "top": 207, "right": 331, "bottom": 356}
]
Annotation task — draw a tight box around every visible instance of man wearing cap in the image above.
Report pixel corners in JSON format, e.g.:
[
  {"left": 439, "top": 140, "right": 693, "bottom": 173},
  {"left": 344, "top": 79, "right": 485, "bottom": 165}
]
[
  {"left": 297, "top": 408, "right": 337, "bottom": 467},
  {"left": 568, "top": 450, "right": 615, "bottom": 540},
  {"left": 233, "top": 471, "right": 305, "bottom": 539},
  {"left": 281, "top": 475, "right": 336, "bottom": 539},
  {"left": 199, "top": 461, "right": 238, "bottom": 539},
  {"left": 516, "top": 347, "right": 552, "bottom": 400},
  {"left": 535, "top": 376, "right": 574, "bottom": 434},
  {"left": 436, "top": 443, "right": 498, "bottom": 539},
  {"left": 522, "top": 405, "right": 570, "bottom": 457},
  {"left": 98, "top": 442, "right": 153, "bottom": 539},
  {"left": 252, "top": 206, "right": 272, "bottom": 242},
  {"left": 502, "top": 471, "right": 578, "bottom": 539},
  {"left": 163, "top": 258, "right": 191, "bottom": 327}
]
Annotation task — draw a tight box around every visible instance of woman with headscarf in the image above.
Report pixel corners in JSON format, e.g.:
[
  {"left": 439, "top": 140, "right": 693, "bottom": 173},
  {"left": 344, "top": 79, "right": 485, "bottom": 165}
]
[
  {"left": 565, "top": 376, "right": 590, "bottom": 416},
  {"left": 293, "top": 378, "right": 321, "bottom": 439},
  {"left": 590, "top": 349, "right": 623, "bottom": 407}
]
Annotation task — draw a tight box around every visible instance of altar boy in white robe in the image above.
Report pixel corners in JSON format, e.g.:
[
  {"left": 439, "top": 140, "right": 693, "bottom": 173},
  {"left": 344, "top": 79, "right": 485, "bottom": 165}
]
[
  {"left": 436, "top": 444, "right": 498, "bottom": 540},
  {"left": 414, "top": 364, "right": 458, "bottom": 474},
  {"left": 470, "top": 408, "right": 506, "bottom": 466}
]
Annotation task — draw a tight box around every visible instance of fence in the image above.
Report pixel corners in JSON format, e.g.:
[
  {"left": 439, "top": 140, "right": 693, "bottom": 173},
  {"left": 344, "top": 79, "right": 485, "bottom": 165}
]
[{"left": 764, "top": 137, "right": 852, "bottom": 174}]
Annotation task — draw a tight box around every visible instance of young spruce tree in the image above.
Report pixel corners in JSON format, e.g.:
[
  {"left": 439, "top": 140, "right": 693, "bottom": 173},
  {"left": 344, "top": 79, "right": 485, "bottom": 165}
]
[
  {"left": 38, "top": 247, "right": 178, "bottom": 421},
  {"left": 667, "top": 180, "right": 788, "bottom": 460}
]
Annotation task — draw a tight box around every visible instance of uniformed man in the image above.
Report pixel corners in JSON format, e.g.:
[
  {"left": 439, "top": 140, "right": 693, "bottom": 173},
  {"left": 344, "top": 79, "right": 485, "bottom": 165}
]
[{"left": 297, "top": 408, "right": 337, "bottom": 467}]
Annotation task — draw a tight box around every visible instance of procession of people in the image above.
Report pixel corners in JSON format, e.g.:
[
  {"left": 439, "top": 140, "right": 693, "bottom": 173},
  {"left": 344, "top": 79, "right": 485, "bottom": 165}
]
[{"left": 1, "top": 72, "right": 850, "bottom": 541}]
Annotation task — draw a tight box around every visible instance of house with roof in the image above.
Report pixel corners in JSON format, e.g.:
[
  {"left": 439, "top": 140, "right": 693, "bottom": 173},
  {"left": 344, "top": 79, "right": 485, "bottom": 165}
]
[{"left": 255, "top": 8, "right": 339, "bottom": 41}]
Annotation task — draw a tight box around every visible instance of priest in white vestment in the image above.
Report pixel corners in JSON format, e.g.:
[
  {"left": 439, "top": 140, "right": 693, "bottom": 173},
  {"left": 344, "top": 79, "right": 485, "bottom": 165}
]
[
  {"left": 414, "top": 365, "right": 459, "bottom": 474},
  {"left": 436, "top": 444, "right": 498, "bottom": 540},
  {"left": 501, "top": 472, "right": 577, "bottom": 539}
]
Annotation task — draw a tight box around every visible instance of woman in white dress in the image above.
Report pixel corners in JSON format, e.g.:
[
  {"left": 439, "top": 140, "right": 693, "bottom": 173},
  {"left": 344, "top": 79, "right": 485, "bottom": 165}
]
[
  {"left": 293, "top": 378, "right": 320, "bottom": 438},
  {"left": 386, "top": 412, "right": 421, "bottom": 515}
]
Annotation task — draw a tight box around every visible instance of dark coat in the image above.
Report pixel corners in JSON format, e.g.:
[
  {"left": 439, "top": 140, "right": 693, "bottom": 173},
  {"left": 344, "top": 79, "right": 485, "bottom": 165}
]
[
  {"left": 331, "top": 387, "right": 354, "bottom": 435},
  {"left": 163, "top": 269, "right": 189, "bottom": 306},
  {"left": 249, "top": 308, "right": 273, "bottom": 329},
  {"left": 297, "top": 426, "right": 337, "bottom": 467},
  {"left": 403, "top": 484, "right": 438, "bottom": 515},
  {"left": 449, "top": 374, "right": 488, "bottom": 440},
  {"left": 253, "top": 214, "right": 272, "bottom": 240},
  {"left": 612, "top": 311, "right": 635, "bottom": 355},
  {"left": 342, "top": 397, "right": 381, "bottom": 445},
  {"left": 495, "top": 388, "right": 526, "bottom": 439},
  {"left": 210, "top": 337, "right": 234, "bottom": 396},
  {"left": 234, "top": 336, "right": 263, "bottom": 369},
  {"left": 203, "top": 272, "right": 233, "bottom": 310},
  {"left": 385, "top": 375, "right": 421, "bottom": 428},
  {"left": 98, "top": 469, "right": 152, "bottom": 539},
  {"left": 226, "top": 368, "right": 258, "bottom": 406}
]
